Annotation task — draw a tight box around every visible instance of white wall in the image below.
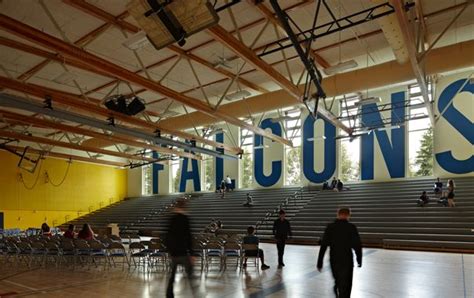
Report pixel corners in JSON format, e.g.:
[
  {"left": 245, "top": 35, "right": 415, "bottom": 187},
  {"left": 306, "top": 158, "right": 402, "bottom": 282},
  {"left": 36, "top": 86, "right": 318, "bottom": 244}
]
[{"left": 127, "top": 167, "right": 142, "bottom": 197}]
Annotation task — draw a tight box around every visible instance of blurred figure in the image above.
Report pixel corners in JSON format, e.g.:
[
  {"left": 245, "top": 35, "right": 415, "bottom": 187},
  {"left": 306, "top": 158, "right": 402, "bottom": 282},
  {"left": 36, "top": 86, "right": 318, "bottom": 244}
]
[
  {"left": 243, "top": 193, "right": 254, "bottom": 207},
  {"left": 64, "top": 224, "right": 76, "bottom": 239},
  {"left": 317, "top": 207, "right": 362, "bottom": 298},
  {"left": 41, "top": 222, "right": 51, "bottom": 237},
  {"left": 77, "top": 223, "right": 95, "bottom": 240},
  {"left": 165, "top": 199, "right": 195, "bottom": 298},
  {"left": 447, "top": 179, "right": 456, "bottom": 207},
  {"left": 417, "top": 191, "right": 429, "bottom": 207},
  {"left": 273, "top": 209, "right": 292, "bottom": 269}
]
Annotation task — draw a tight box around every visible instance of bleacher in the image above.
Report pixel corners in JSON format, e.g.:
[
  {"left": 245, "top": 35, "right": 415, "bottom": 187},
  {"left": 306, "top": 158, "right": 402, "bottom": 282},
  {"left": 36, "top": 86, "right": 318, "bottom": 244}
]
[
  {"left": 62, "top": 195, "right": 179, "bottom": 233},
  {"left": 123, "top": 187, "right": 315, "bottom": 236},
  {"left": 60, "top": 177, "right": 474, "bottom": 252},
  {"left": 283, "top": 177, "right": 474, "bottom": 252}
]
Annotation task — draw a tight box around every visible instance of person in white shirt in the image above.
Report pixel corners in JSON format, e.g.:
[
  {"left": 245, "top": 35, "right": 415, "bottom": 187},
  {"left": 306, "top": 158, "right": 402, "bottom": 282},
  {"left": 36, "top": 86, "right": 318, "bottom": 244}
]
[{"left": 225, "top": 175, "right": 233, "bottom": 192}]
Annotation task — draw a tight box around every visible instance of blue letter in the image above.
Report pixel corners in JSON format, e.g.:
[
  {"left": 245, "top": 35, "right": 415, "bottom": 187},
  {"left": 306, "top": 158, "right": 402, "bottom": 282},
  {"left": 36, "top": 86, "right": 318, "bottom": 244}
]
[
  {"left": 361, "top": 92, "right": 406, "bottom": 180},
  {"left": 179, "top": 150, "right": 201, "bottom": 192},
  {"left": 152, "top": 152, "right": 165, "bottom": 195},
  {"left": 435, "top": 78, "right": 474, "bottom": 174},
  {"left": 254, "top": 119, "right": 282, "bottom": 187},
  {"left": 215, "top": 132, "right": 224, "bottom": 188},
  {"left": 302, "top": 116, "right": 336, "bottom": 183}
]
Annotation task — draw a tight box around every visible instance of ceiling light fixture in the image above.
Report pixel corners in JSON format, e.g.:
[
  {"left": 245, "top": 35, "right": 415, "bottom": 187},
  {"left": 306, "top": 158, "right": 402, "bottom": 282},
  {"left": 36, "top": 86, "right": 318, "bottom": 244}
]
[
  {"left": 323, "top": 60, "right": 358, "bottom": 76},
  {"left": 122, "top": 31, "right": 151, "bottom": 50},
  {"left": 225, "top": 90, "right": 251, "bottom": 101}
]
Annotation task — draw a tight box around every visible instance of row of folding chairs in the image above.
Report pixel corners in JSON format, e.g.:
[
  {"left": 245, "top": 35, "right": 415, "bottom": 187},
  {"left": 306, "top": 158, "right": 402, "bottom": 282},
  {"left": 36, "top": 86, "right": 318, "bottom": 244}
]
[{"left": 0, "top": 237, "right": 129, "bottom": 270}]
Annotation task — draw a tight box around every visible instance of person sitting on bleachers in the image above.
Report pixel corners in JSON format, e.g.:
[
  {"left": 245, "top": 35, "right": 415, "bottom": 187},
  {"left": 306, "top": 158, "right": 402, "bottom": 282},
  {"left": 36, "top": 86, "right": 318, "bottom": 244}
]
[
  {"left": 322, "top": 181, "right": 330, "bottom": 190},
  {"left": 434, "top": 178, "right": 443, "bottom": 195},
  {"left": 77, "top": 223, "right": 95, "bottom": 240},
  {"left": 243, "top": 193, "right": 254, "bottom": 207},
  {"left": 63, "top": 224, "right": 76, "bottom": 239},
  {"left": 41, "top": 222, "right": 52, "bottom": 237},
  {"left": 242, "top": 226, "right": 270, "bottom": 270},
  {"left": 417, "top": 191, "right": 429, "bottom": 207},
  {"left": 438, "top": 191, "right": 449, "bottom": 207},
  {"left": 330, "top": 177, "right": 338, "bottom": 190}
]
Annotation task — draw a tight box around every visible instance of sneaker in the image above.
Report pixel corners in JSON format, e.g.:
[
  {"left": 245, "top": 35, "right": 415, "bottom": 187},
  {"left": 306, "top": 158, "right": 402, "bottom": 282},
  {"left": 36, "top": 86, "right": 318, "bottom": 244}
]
[
  {"left": 281, "top": 263, "right": 285, "bottom": 267},
  {"left": 261, "top": 264, "right": 270, "bottom": 270}
]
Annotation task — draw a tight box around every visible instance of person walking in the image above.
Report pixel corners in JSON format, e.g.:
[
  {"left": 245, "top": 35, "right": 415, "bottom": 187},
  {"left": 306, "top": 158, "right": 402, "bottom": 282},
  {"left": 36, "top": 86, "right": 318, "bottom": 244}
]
[
  {"left": 165, "top": 199, "right": 195, "bottom": 298},
  {"left": 317, "top": 207, "right": 362, "bottom": 298},
  {"left": 273, "top": 209, "right": 292, "bottom": 269}
]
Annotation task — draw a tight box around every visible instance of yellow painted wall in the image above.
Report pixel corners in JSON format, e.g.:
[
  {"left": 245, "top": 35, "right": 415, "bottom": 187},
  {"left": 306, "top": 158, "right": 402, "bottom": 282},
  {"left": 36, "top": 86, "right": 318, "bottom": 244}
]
[{"left": 0, "top": 151, "right": 127, "bottom": 230}]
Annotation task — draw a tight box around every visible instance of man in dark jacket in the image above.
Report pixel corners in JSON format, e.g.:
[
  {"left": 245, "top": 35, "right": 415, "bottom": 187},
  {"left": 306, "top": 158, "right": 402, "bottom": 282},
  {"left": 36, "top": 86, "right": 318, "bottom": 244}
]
[
  {"left": 273, "top": 209, "right": 292, "bottom": 268},
  {"left": 317, "top": 207, "right": 362, "bottom": 298},
  {"left": 165, "top": 199, "right": 194, "bottom": 298}
]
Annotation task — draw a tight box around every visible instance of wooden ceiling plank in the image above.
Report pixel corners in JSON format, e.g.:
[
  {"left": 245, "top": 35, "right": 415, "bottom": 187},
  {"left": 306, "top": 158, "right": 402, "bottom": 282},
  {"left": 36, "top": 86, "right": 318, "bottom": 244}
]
[
  {"left": 62, "top": 0, "right": 268, "bottom": 94},
  {"left": 0, "top": 14, "right": 291, "bottom": 147},
  {"left": 207, "top": 24, "right": 350, "bottom": 134}
]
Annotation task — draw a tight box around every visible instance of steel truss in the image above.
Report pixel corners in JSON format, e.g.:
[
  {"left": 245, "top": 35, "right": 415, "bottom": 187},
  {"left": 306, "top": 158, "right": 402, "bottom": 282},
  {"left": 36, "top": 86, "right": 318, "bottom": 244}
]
[{"left": 260, "top": 1, "right": 414, "bottom": 58}]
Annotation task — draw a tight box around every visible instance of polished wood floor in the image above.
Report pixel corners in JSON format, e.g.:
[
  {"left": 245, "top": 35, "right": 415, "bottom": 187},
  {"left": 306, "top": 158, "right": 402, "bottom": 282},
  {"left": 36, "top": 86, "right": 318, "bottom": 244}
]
[{"left": 0, "top": 243, "right": 472, "bottom": 297}]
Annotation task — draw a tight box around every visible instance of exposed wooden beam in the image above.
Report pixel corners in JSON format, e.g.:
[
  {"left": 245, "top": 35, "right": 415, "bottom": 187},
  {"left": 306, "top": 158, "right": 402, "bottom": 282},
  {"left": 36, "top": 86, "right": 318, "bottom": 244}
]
[
  {"left": 0, "top": 110, "right": 200, "bottom": 160},
  {"left": 62, "top": 0, "right": 267, "bottom": 94},
  {"left": 391, "top": 0, "right": 435, "bottom": 124},
  {"left": 0, "top": 14, "right": 292, "bottom": 147},
  {"left": 207, "top": 25, "right": 350, "bottom": 134},
  {"left": 157, "top": 39, "right": 474, "bottom": 131},
  {"left": 0, "top": 129, "right": 158, "bottom": 162},
  {"left": 0, "top": 36, "right": 113, "bottom": 79},
  {"left": 251, "top": 0, "right": 330, "bottom": 69},
  {"left": 208, "top": 25, "right": 302, "bottom": 98},
  {"left": 1, "top": 145, "right": 125, "bottom": 167},
  {"left": 0, "top": 76, "right": 242, "bottom": 154},
  {"left": 168, "top": 45, "right": 268, "bottom": 93},
  {"left": 63, "top": 0, "right": 140, "bottom": 33}
]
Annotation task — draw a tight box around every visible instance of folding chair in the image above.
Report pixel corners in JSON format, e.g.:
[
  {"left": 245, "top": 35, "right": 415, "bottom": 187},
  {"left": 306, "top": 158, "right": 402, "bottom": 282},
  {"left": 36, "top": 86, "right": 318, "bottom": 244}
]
[
  {"left": 148, "top": 242, "right": 168, "bottom": 271},
  {"left": 44, "top": 242, "right": 60, "bottom": 267},
  {"left": 74, "top": 239, "right": 91, "bottom": 267},
  {"left": 107, "top": 242, "right": 129, "bottom": 270},
  {"left": 59, "top": 240, "right": 76, "bottom": 268},
  {"left": 205, "top": 241, "right": 223, "bottom": 271},
  {"left": 241, "top": 244, "right": 260, "bottom": 270},
  {"left": 129, "top": 242, "right": 148, "bottom": 268},
  {"left": 191, "top": 241, "right": 205, "bottom": 272},
  {"left": 223, "top": 241, "right": 241, "bottom": 271},
  {"left": 16, "top": 241, "right": 32, "bottom": 267},
  {"left": 89, "top": 240, "right": 109, "bottom": 269}
]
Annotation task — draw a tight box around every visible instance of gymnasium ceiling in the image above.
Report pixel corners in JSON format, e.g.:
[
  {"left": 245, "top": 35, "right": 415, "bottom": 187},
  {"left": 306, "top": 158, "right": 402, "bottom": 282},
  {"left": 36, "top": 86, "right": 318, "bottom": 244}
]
[{"left": 0, "top": 0, "right": 472, "bottom": 167}]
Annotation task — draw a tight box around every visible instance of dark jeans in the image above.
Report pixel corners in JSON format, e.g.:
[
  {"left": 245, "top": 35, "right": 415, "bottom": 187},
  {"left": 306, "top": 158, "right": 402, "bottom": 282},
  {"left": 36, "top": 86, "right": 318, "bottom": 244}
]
[
  {"left": 331, "top": 263, "right": 353, "bottom": 298},
  {"left": 167, "top": 256, "right": 194, "bottom": 298},
  {"left": 276, "top": 239, "right": 286, "bottom": 265},
  {"left": 245, "top": 249, "right": 264, "bottom": 263}
]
